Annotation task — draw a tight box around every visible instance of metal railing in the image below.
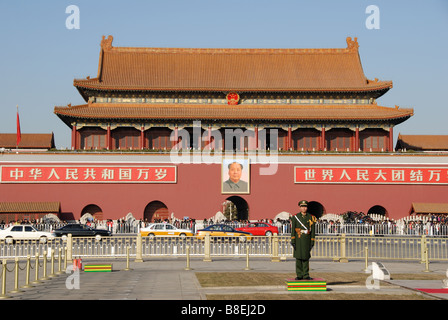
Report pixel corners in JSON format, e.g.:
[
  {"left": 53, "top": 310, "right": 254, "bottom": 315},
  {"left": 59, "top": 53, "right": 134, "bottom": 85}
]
[
  {"left": 3, "top": 221, "right": 448, "bottom": 237},
  {"left": 314, "top": 223, "right": 448, "bottom": 237},
  {"left": 0, "top": 248, "right": 69, "bottom": 299},
  {"left": 1, "top": 234, "right": 446, "bottom": 262}
]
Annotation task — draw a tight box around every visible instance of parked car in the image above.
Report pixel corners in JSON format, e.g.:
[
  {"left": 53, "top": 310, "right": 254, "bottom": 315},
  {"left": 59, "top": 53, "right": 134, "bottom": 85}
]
[
  {"left": 140, "top": 223, "right": 194, "bottom": 239},
  {"left": 196, "top": 224, "right": 252, "bottom": 241},
  {"left": 54, "top": 224, "right": 111, "bottom": 237},
  {"left": 235, "top": 222, "right": 279, "bottom": 236},
  {"left": 0, "top": 225, "right": 55, "bottom": 243}
]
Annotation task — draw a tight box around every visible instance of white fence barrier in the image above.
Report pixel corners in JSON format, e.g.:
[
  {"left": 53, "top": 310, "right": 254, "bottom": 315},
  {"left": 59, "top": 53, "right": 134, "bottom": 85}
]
[{"left": 2, "top": 221, "right": 448, "bottom": 237}]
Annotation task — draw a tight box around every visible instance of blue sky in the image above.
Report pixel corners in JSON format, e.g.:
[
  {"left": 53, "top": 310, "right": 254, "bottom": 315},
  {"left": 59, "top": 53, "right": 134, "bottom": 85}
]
[{"left": 0, "top": 0, "right": 447, "bottom": 149}]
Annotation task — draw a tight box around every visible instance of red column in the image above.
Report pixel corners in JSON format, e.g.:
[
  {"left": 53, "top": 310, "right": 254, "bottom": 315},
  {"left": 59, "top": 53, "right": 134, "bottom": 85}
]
[
  {"left": 355, "top": 127, "right": 359, "bottom": 152},
  {"left": 288, "top": 126, "right": 292, "bottom": 151},
  {"left": 255, "top": 126, "right": 259, "bottom": 150},
  {"left": 389, "top": 126, "right": 394, "bottom": 152},
  {"left": 174, "top": 126, "right": 178, "bottom": 150},
  {"left": 106, "top": 125, "right": 111, "bottom": 150},
  {"left": 140, "top": 126, "right": 145, "bottom": 150},
  {"left": 208, "top": 126, "right": 212, "bottom": 150},
  {"left": 71, "top": 124, "right": 77, "bottom": 150},
  {"left": 321, "top": 127, "right": 326, "bottom": 151}
]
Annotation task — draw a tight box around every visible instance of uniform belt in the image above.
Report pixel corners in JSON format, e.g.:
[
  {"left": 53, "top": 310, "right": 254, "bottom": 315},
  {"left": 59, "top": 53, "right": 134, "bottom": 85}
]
[{"left": 295, "top": 215, "right": 308, "bottom": 232}]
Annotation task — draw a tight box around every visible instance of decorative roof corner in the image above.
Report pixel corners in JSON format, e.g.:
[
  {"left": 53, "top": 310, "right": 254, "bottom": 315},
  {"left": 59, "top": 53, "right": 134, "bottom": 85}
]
[
  {"left": 101, "top": 35, "right": 114, "bottom": 51},
  {"left": 346, "top": 37, "right": 359, "bottom": 52}
]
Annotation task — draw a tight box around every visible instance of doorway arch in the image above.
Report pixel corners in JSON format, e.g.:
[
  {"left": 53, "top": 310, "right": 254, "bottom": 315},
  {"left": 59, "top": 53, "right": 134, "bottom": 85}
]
[
  {"left": 81, "top": 204, "right": 103, "bottom": 221},
  {"left": 144, "top": 201, "right": 169, "bottom": 222},
  {"left": 223, "top": 196, "right": 249, "bottom": 221},
  {"left": 308, "top": 201, "right": 325, "bottom": 219},
  {"left": 367, "top": 205, "right": 388, "bottom": 218}
]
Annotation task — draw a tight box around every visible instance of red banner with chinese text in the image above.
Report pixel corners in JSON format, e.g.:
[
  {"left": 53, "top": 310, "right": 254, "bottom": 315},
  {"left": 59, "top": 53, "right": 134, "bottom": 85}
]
[
  {"left": 294, "top": 166, "right": 448, "bottom": 185},
  {"left": 0, "top": 166, "right": 177, "bottom": 183}
]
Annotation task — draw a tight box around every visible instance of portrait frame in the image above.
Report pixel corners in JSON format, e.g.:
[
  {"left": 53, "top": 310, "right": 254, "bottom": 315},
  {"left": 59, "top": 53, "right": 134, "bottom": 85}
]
[{"left": 221, "top": 158, "right": 250, "bottom": 194}]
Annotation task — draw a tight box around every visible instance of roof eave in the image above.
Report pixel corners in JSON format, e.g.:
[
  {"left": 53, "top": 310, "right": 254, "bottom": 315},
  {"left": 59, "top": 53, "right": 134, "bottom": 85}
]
[
  {"left": 73, "top": 84, "right": 392, "bottom": 96},
  {"left": 53, "top": 112, "right": 413, "bottom": 125}
]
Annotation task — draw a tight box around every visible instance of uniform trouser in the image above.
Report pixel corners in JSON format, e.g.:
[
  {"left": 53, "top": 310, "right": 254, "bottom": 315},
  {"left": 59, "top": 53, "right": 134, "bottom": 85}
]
[{"left": 295, "top": 258, "right": 310, "bottom": 278}]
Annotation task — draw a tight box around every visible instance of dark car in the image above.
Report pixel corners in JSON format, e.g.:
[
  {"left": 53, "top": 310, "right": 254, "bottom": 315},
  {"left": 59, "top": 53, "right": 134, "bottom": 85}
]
[{"left": 54, "top": 224, "right": 112, "bottom": 237}]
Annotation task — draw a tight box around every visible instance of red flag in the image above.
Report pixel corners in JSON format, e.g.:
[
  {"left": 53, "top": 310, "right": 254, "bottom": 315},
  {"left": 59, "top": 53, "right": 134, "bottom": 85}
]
[{"left": 16, "top": 106, "right": 21, "bottom": 146}]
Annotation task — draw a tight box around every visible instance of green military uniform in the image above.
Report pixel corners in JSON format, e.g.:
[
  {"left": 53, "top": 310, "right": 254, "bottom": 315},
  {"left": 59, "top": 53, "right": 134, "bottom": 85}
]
[{"left": 290, "top": 200, "right": 316, "bottom": 280}]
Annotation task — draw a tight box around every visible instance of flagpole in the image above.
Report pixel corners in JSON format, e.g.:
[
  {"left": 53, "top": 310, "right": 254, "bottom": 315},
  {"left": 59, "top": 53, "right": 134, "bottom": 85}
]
[
  {"left": 16, "top": 105, "right": 18, "bottom": 153},
  {"left": 16, "top": 105, "right": 21, "bottom": 153}
]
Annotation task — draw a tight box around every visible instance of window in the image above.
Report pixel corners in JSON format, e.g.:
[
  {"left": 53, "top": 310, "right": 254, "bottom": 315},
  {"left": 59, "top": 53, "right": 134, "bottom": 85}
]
[
  {"left": 326, "top": 129, "right": 353, "bottom": 151},
  {"left": 11, "top": 226, "right": 22, "bottom": 232},
  {"left": 113, "top": 128, "right": 140, "bottom": 150},
  {"left": 292, "top": 129, "right": 320, "bottom": 151},
  {"left": 80, "top": 128, "right": 106, "bottom": 149},
  {"left": 360, "top": 129, "right": 388, "bottom": 151},
  {"left": 277, "top": 131, "right": 287, "bottom": 150},
  {"left": 298, "top": 136, "right": 318, "bottom": 149},
  {"left": 146, "top": 129, "right": 172, "bottom": 149},
  {"left": 337, "top": 136, "right": 351, "bottom": 150},
  {"left": 118, "top": 134, "right": 139, "bottom": 149}
]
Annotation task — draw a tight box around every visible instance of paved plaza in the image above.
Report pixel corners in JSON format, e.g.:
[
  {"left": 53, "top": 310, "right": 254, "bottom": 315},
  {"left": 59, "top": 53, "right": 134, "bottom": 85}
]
[{"left": 3, "top": 257, "right": 448, "bottom": 301}]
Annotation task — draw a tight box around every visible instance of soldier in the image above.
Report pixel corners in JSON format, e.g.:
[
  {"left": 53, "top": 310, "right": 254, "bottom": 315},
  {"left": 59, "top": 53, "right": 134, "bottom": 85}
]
[{"left": 290, "top": 200, "right": 316, "bottom": 280}]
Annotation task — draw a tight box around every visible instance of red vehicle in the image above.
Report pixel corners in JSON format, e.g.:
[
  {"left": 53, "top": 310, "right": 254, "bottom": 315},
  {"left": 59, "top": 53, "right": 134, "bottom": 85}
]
[{"left": 235, "top": 222, "right": 279, "bottom": 236}]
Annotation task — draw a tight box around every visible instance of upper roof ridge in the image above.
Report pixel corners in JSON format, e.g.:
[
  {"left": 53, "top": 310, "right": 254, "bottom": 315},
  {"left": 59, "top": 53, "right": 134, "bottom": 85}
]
[{"left": 100, "top": 35, "right": 359, "bottom": 55}]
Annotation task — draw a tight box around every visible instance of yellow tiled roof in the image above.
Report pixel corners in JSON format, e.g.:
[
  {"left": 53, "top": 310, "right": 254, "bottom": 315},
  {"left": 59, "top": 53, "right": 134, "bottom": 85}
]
[
  {"left": 397, "top": 134, "right": 448, "bottom": 150},
  {"left": 411, "top": 203, "right": 448, "bottom": 214},
  {"left": 0, "top": 133, "right": 55, "bottom": 149},
  {"left": 0, "top": 202, "right": 60, "bottom": 213},
  {"left": 54, "top": 103, "right": 413, "bottom": 122},
  {"left": 73, "top": 36, "right": 392, "bottom": 95}
]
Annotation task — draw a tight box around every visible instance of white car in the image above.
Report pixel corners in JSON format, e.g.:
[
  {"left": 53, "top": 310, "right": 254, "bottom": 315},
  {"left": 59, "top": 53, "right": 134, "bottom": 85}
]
[
  {"left": 0, "top": 225, "right": 55, "bottom": 243},
  {"left": 140, "top": 223, "right": 194, "bottom": 239}
]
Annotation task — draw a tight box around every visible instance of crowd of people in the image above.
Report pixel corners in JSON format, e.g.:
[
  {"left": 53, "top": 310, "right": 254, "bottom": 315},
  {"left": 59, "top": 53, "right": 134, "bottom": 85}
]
[
  {"left": 159, "top": 213, "right": 448, "bottom": 236},
  {"left": 317, "top": 212, "right": 448, "bottom": 236},
  {"left": 2, "top": 212, "right": 448, "bottom": 237}
]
